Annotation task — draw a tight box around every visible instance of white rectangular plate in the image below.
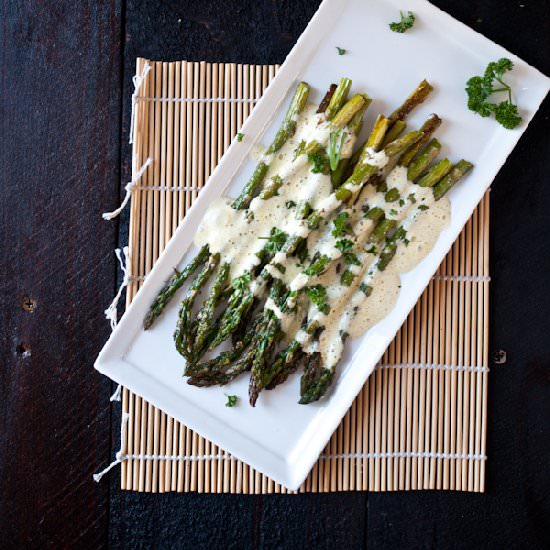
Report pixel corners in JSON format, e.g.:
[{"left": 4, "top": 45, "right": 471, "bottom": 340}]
[{"left": 96, "top": 0, "right": 549, "bottom": 490}]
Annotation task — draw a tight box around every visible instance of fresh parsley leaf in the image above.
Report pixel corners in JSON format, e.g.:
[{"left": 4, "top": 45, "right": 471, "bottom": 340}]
[
  {"left": 389, "top": 208, "right": 398, "bottom": 216},
  {"left": 306, "top": 285, "right": 330, "bottom": 315},
  {"left": 225, "top": 394, "right": 238, "bottom": 407},
  {"left": 343, "top": 252, "right": 361, "bottom": 266},
  {"left": 304, "top": 255, "right": 331, "bottom": 276},
  {"left": 285, "top": 200, "right": 296, "bottom": 209},
  {"left": 418, "top": 204, "right": 429, "bottom": 211},
  {"left": 399, "top": 198, "right": 405, "bottom": 207},
  {"left": 332, "top": 211, "right": 352, "bottom": 237},
  {"left": 308, "top": 151, "right": 330, "bottom": 174},
  {"left": 336, "top": 46, "right": 347, "bottom": 55},
  {"left": 335, "top": 238, "right": 354, "bottom": 252},
  {"left": 236, "top": 132, "right": 244, "bottom": 142},
  {"left": 341, "top": 270, "right": 355, "bottom": 286},
  {"left": 389, "top": 11, "right": 415, "bottom": 33},
  {"left": 494, "top": 101, "right": 522, "bottom": 129},
  {"left": 328, "top": 128, "right": 347, "bottom": 171},
  {"left": 408, "top": 193, "right": 417, "bottom": 204},
  {"left": 465, "top": 58, "right": 522, "bottom": 129},
  {"left": 366, "top": 245, "right": 377, "bottom": 254}
]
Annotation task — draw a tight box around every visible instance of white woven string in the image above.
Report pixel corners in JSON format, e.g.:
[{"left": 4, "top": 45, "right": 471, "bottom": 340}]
[
  {"left": 104, "top": 247, "right": 130, "bottom": 330},
  {"left": 135, "top": 96, "right": 258, "bottom": 104},
  {"left": 432, "top": 274, "right": 491, "bottom": 282},
  {"left": 378, "top": 363, "right": 489, "bottom": 374},
  {"left": 93, "top": 412, "right": 130, "bottom": 482},
  {"left": 110, "top": 384, "right": 122, "bottom": 402},
  {"left": 102, "top": 158, "right": 153, "bottom": 220},
  {"left": 94, "top": 449, "right": 486, "bottom": 473},
  {"left": 132, "top": 185, "right": 200, "bottom": 191},
  {"left": 129, "top": 63, "right": 152, "bottom": 144},
  {"left": 320, "top": 451, "right": 487, "bottom": 461}
]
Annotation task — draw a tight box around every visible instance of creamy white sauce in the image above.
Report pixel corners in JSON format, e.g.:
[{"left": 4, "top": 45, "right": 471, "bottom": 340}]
[{"left": 194, "top": 103, "right": 452, "bottom": 376}]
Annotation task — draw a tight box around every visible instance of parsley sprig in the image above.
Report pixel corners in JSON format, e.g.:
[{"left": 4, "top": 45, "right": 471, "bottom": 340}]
[
  {"left": 389, "top": 11, "right": 415, "bottom": 33},
  {"left": 465, "top": 58, "right": 522, "bottom": 129}
]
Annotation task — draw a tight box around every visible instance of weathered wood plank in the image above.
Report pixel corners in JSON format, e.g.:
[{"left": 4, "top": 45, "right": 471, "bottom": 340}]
[{"left": 0, "top": 1, "right": 123, "bottom": 547}]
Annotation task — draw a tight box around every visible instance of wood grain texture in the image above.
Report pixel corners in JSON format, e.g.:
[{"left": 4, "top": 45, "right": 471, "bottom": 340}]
[{"left": 0, "top": 1, "right": 123, "bottom": 547}]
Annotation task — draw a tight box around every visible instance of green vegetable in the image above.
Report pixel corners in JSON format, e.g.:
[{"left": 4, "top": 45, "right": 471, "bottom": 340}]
[
  {"left": 328, "top": 128, "right": 347, "bottom": 171},
  {"left": 343, "top": 252, "right": 360, "bottom": 266},
  {"left": 332, "top": 211, "right": 352, "bottom": 237},
  {"left": 308, "top": 151, "right": 330, "bottom": 174},
  {"left": 465, "top": 58, "right": 522, "bottom": 129},
  {"left": 225, "top": 394, "right": 238, "bottom": 407},
  {"left": 306, "top": 285, "right": 330, "bottom": 314},
  {"left": 365, "top": 245, "right": 377, "bottom": 254},
  {"left": 418, "top": 204, "right": 429, "bottom": 211},
  {"left": 359, "top": 283, "right": 373, "bottom": 297},
  {"left": 236, "top": 132, "right": 244, "bottom": 142},
  {"left": 340, "top": 270, "right": 355, "bottom": 286},
  {"left": 336, "top": 46, "right": 347, "bottom": 55},
  {"left": 385, "top": 187, "right": 400, "bottom": 202},
  {"left": 286, "top": 200, "right": 296, "bottom": 209},
  {"left": 335, "top": 239, "right": 354, "bottom": 252},
  {"left": 389, "top": 208, "right": 398, "bottom": 216},
  {"left": 366, "top": 207, "right": 384, "bottom": 221},
  {"left": 389, "top": 11, "right": 416, "bottom": 33}
]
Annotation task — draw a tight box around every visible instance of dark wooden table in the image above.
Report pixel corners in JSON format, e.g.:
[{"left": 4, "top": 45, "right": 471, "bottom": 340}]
[{"left": 2, "top": 1, "right": 549, "bottom": 548}]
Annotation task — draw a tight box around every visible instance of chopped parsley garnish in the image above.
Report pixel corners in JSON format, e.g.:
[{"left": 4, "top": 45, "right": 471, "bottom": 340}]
[
  {"left": 232, "top": 272, "right": 251, "bottom": 292},
  {"left": 225, "top": 394, "right": 238, "bottom": 407},
  {"left": 343, "top": 252, "right": 361, "bottom": 266},
  {"left": 285, "top": 200, "right": 296, "bottom": 209},
  {"left": 389, "top": 11, "right": 416, "bottom": 33},
  {"left": 336, "top": 46, "right": 347, "bottom": 55},
  {"left": 335, "top": 238, "right": 354, "bottom": 252},
  {"left": 332, "top": 211, "right": 352, "bottom": 237},
  {"left": 306, "top": 285, "right": 330, "bottom": 314},
  {"left": 304, "top": 255, "right": 331, "bottom": 276},
  {"left": 308, "top": 151, "right": 330, "bottom": 174},
  {"left": 408, "top": 193, "right": 417, "bottom": 204},
  {"left": 341, "top": 270, "right": 355, "bottom": 286},
  {"left": 465, "top": 58, "right": 522, "bottom": 129},
  {"left": 359, "top": 283, "right": 373, "bottom": 297},
  {"left": 389, "top": 208, "right": 398, "bottom": 216},
  {"left": 418, "top": 204, "right": 429, "bottom": 211},
  {"left": 257, "top": 227, "right": 288, "bottom": 256},
  {"left": 236, "top": 132, "right": 244, "bottom": 142},
  {"left": 385, "top": 187, "right": 400, "bottom": 202},
  {"left": 328, "top": 128, "right": 347, "bottom": 171},
  {"left": 366, "top": 245, "right": 377, "bottom": 254},
  {"left": 399, "top": 199, "right": 405, "bottom": 207}
]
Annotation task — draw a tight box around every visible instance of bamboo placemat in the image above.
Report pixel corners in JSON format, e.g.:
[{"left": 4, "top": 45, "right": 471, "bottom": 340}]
[{"left": 120, "top": 58, "right": 489, "bottom": 493}]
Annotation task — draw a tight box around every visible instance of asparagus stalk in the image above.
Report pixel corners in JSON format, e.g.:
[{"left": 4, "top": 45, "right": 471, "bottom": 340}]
[
  {"left": 317, "top": 83, "right": 337, "bottom": 114},
  {"left": 324, "top": 77, "right": 352, "bottom": 121},
  {"left": 387, "top": 79, "right": 433, "bottom": 127},
  {"left": 173, "top": 253, "right": 220, "bottom": 362},
  {"left": 193, "top": 262, "right": 230, "bottom": 351},
  {"left": 143, "top": 244, "right": 210, "bottom": 329},
  {"left": 231, "top": 81, "right": 311, "bottom": 210}
]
